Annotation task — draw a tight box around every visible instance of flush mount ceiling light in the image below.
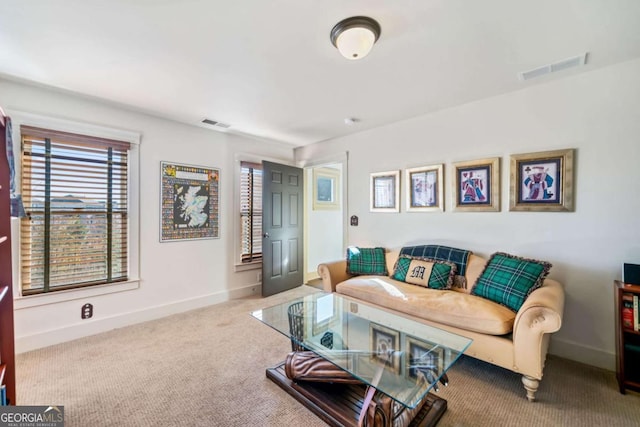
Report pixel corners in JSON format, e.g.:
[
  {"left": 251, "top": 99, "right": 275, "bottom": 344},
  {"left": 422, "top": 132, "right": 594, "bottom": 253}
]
[{"left": 330, "top": 16, "right": 381, "bottom": 60}]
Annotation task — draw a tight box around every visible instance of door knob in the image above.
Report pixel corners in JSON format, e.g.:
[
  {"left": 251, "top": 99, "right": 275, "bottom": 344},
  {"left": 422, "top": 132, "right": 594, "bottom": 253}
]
[{"left": 263, "top": 232, "right": 270, "bottom": 238}]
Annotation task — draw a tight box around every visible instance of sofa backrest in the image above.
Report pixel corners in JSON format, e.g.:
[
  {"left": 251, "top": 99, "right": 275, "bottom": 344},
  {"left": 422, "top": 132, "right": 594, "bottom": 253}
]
[
  {"left": 461, "top": 254, "right": 487, "bottom": 293},
  {"left": 385, "top": 250, "right": 400, "bottom": 276}
]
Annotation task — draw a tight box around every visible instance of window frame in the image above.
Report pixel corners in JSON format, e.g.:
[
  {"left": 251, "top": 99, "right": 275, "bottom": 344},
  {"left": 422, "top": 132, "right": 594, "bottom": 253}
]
[
  {"left": 239, "top": 160, "right": 262, "bottom": 264},
  {"left": 234, "top": 154, "right": 293, "bottom": 272},
  {"left": 234, "top": 155, "right": 261, "bottom": 271},
  {"left": 8, "top": 110, "right": 140, "bottom": 307}
]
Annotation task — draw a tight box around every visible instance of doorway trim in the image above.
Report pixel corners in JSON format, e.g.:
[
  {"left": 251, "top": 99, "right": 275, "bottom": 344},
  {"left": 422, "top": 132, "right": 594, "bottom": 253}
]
[{"left": 298, "top": 152, "right": 349, "bottom": 284}]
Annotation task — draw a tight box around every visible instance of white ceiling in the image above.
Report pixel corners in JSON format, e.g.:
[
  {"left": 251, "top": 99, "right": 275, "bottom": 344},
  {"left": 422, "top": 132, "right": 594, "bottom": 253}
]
[{"left": 1, "top": 0, "right": 640, "bottom": 147}]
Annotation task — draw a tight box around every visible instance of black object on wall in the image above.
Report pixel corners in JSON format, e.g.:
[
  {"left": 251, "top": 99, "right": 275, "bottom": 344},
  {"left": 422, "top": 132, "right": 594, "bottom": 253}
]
[
  {"left": 623, "top": 263, "right": 640, "bottom": 285},
  {"left": 81, "top": 303, "right": 93, "bottom": 319}
]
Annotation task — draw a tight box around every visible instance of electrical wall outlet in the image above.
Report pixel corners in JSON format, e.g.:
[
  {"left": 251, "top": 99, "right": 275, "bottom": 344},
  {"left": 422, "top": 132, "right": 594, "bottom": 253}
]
[{"left": 81, "top": 303, "right": 93, "bottom": 319}]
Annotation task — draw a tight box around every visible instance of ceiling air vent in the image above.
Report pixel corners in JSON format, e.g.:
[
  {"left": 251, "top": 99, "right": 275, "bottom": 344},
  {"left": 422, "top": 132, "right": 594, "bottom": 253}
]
[
  {"left": 519, "top": 53, "right": 587, "bottom": 81},
  {"left": 201, "top": 118, "right": 231, "bottom": 129}
]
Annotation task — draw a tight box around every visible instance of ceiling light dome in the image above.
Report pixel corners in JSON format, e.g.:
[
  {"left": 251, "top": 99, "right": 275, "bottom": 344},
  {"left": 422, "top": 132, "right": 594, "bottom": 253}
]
[{"left": 330, "top": 16, "right": 381, "bottom": 60}]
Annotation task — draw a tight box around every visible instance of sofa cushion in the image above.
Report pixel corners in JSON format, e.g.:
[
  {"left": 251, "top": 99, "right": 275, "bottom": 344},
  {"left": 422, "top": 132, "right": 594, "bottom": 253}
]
[
  {"left": 471, "top": 252, "right": 552, "bottom": 312},
  {"left": 336, "top": 276, "right": 515, "bottom": 335},
  {"left": 452, "top": 254, "right": 487, "bottom": 294},
  {"left": 391, "top": 255, "right": 455, "bottom": 289},
  {"left": 346, "top": 247, "right": 388, "bottom": 276}
]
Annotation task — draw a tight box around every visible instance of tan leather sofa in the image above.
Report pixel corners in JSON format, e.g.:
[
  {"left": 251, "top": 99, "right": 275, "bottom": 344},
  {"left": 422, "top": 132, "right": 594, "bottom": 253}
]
[{"left": 317, "top": 250, "right": 565, "bottom": 401}]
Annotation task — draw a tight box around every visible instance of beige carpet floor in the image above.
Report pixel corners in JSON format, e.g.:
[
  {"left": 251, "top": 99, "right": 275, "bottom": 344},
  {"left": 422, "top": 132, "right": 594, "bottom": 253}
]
[{"left": 15, "top": 285, "right": 640, "bottom": 426}]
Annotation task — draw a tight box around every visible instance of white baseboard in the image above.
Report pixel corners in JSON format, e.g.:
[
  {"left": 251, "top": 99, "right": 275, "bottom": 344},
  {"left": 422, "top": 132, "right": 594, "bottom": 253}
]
[
  {"left": 15, "top": 283, "right": 261, "bottom": 354},
  {"left": 549, "top": 337, "right": 615, "bottom": 371},
  {"left": 305, "top": 271, "right": 320, "bottom": 282},
  {"left": 228, "top": 282, "right": 261, "bottom": 299}
]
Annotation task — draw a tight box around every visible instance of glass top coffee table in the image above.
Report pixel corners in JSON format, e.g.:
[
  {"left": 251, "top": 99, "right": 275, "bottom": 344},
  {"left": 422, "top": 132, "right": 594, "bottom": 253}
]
[{"left": 252, "top": 292, "right": 472, "bottom": 426}]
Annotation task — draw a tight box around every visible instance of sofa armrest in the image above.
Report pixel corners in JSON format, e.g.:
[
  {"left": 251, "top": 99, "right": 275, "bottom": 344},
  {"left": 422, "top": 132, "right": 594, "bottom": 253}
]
[
  {"left": 317, "top": 260, "right": 353, "bottom": 292},
  {"left": 512, "top": 278, "right": 565, "bottom": 379}
]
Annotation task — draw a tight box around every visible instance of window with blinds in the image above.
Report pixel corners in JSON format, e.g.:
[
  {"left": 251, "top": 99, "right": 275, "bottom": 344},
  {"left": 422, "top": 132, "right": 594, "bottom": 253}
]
[
  {"left": 20, "top": 125, "right": 130, "bottom": 295},
  {"left": 240, "top": 161, "right": 262, "bottom": 263}
]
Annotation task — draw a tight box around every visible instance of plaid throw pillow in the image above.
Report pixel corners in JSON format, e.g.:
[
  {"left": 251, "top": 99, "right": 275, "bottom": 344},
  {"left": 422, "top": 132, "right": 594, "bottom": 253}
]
[
  {"left": 471, "top": 252, "right": 552, "bottom": 312},
  {"left": 391, "top": 255, "right": 456, "bottom": 289},
  {"left": 400, "top": 245, "right": 471, "bottom": 275},
  {"left": 391, "top": 256, "right": 411, "bottom": 281},
  {"left": 346, "top": 247, "right": 388, "bottom": 276}
]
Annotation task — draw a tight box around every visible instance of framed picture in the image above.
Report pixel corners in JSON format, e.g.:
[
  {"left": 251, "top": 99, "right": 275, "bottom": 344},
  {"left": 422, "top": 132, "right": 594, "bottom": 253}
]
[
  {"left": 406, "top": 336, "right": 445, "bottom": 382},
  {"left": 160, "top": 161, "right": 220, "bottom": 242},
  {"left": 405, "top": 164, "right": 444, "bottom": 212},
  {"left": 370, "top": 323, "right": 401, "bottom": 373},
  {"left": 509, "top": 149, "right": 574, "bottom": 212},
  {"left": 312, "top": 167, "right": 340, "bottom": 210},
  {"left": 370, "top": 170, "right": 400, "bottom": 212},
  {"left": 452, "top": 157, "right": 500, "bottom": 212}
]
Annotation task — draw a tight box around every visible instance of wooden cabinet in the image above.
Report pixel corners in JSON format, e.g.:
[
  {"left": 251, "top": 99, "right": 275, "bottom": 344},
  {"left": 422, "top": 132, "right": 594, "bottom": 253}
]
[
  {"left": 0, "top": 111, "right": 16, "bottom": 404},
  {"left": 615, "top": 280, "right": 640, "bottom": 394}
]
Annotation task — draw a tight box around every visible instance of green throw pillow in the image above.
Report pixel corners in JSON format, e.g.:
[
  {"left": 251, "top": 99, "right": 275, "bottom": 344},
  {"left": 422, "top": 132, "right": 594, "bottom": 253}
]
[
  {"left": 392, "top": 255, "right": 456, "bottom": 290},
  {"left": 471, "top": 252, "right": 552, "bottom": 312},
  {"left": 346, "top": 247, "right": 388, "bottom": 276}
]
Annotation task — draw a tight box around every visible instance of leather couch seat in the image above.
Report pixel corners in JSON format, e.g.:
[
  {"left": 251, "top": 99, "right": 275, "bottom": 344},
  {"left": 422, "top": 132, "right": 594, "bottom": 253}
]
[{"left": 336, "top": 276, "right": 515, "bottom": 335}]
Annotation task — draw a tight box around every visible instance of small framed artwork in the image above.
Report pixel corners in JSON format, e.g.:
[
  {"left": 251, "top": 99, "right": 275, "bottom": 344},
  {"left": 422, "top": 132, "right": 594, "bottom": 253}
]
[
  {"left": 452, "top": 157, "right": 500, "bottom": 212},
  {"left": 313, "top": 167, "right": 340, "bottom": 210},
  {"left": 370, "top": 170, "right": 400, "bottom": 212},
  {"left": 405, "top": 164, "right": 444, "bottom": 212},
  {"left": 406, "top": 336, "right": 445, "bottom": 382},
  {"left": 509, "top": 148, "right": 574, "bottom": 212},
  {"left": 370, "top": 323, "right": 401, "bottom": 374}
]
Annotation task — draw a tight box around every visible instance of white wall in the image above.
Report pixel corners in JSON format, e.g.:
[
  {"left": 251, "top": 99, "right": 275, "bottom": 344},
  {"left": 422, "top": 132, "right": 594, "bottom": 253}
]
[
  {"left": 296, "top": 58, "right": 640, "bottom": 370},
  {"left": 0, "top": 79, "right": 294, "bottom": 352}
]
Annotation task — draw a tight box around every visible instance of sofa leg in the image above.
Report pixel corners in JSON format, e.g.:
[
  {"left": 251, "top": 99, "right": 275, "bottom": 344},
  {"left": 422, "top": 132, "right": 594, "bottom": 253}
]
[{"left": 521, "top": 375, "right": 539, "bottom": 402}]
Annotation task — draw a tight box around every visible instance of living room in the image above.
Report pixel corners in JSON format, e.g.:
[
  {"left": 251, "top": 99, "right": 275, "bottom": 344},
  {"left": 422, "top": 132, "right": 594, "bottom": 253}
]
[{"left": 1, "top": 1, "right": 639, "bottom": 426}]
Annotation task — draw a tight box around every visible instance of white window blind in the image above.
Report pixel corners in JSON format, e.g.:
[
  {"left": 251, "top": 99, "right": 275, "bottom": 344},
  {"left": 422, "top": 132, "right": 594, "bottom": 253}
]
[
  {"left": 20, "top": 125, "right": 130, "bottom": 295},
  {"left": 240, "top": 161, "right": 262, "bottom": 263}
]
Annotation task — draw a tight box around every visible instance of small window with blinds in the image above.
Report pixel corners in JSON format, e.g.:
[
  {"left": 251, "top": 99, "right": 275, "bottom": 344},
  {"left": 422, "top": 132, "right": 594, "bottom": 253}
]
[
  {"left": 20, "top": 125, "right": 130, "bottom": 295},
  {"left": 240, "top": 161, "right": 262, "bottom": 263}
]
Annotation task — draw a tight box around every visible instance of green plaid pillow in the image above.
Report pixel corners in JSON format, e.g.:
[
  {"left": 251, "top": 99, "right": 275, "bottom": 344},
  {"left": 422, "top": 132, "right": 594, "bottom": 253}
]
[
  {"left": 346, "top": 247, "right": 388, "bottom": 276},
  {"left": 391, "top": 255, "right": 456, "bottom": 289},
  {"left": 392, "top": 256, "right": 412, "bottom": 281},
  {"left": 429, "top": 262, "right": 456, "bottom": 289},
  {"left": 471, "top": 252, "right": 552, "bottom": 312}
]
